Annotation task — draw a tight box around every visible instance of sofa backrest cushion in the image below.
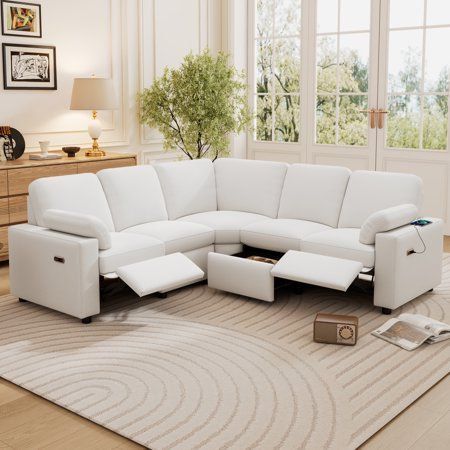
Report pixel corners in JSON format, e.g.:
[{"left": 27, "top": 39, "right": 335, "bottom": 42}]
[
  {"left": 28, "top": 173, "right": 115, "bottom": 231},
  {"left": 154, "top": 159, "right": 217, "bottom": 219},
  {"left": 98, "top": 165, "right": 168, "bottom": 231},
  {"left": 278, "top": 164, "right": 351, "bottom": 227},
  {"left": 338, "top": 170, "right": 423, "bottom": 228},
  {"left": 214, "top": 158, "right": 288, "bottom": 217}
]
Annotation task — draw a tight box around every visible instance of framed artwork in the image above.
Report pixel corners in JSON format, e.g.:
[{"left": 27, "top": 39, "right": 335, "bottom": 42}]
[
  {"left": 2, "top": 43, "right": 56, "bottom": 90},
  {"left": 1, "top": 1, "right": 41, "bottom": 38}
]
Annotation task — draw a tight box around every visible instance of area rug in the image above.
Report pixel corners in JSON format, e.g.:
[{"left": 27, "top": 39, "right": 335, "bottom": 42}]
[{"left": 1, "top": 259, "right": 450, "bottom": 450}]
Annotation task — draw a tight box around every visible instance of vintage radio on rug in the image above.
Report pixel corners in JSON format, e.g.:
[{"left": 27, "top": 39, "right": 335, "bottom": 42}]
[{"left": 314, "top": 313, "right": 358, "bottom": 346}]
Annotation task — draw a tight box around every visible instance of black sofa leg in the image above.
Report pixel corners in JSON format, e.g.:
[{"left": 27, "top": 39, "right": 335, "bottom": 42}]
[
  {"left": 428, "top": 288, "right": 434, "bottom": 292},
  {"left": 381, "top": 307, "right": 392, "bottom": 315},
  {"left": 81, "top": 317, "right": 92, "bottom": 324},
  {"left": 294, "top": 283, "right": 303, "bottom": 295},
  {"left": 157, "top": 292, "right": 167, "bottom": 299},
  {"left": 19, "top": 298, "right": 28, "bottom": 302}
]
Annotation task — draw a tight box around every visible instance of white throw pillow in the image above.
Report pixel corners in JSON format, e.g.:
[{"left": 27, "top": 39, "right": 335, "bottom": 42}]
[
  {"left": 43, "top": 209, "right": 112, "bottom": 249},
  {"left": 359, "top": 204, "right": 418, "bottom": 245}
]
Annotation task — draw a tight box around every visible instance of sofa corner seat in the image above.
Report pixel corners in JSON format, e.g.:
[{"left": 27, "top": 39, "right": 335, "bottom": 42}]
[{"left": 178, "top": 210, "right": 268, "bottom": 244}]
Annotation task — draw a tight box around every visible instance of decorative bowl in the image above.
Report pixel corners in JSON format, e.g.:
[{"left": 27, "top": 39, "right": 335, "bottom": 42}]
[{"left": 62, "top": 146, "right": 81, "bottom": 158}]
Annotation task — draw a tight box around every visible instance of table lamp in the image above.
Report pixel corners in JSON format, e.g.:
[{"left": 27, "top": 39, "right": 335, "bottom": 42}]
[{"left": 70, "top": 77, "right": 117, "bottom": 157}]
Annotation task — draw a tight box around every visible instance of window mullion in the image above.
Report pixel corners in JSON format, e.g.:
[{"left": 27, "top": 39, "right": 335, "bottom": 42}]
[
  {"left": 419, "top": 0, "right": 428, "bottom": 150},
  {"left": 271, "top": 0, "right": 276, "bottom": 141},
  {"left": 335, "top": 0, "right": 342, "bottom": 145}
]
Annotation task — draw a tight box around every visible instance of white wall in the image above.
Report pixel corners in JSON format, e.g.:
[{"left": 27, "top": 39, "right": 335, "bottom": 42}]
[
  {"left": 223, "top": 0, "right": 248, "bottom": 160},
  {"left": 0, "top": 0, "right": 227, "bottom": 162}
]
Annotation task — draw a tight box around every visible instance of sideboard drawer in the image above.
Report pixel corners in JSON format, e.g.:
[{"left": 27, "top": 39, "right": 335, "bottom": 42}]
[
  {"left": 0, "top": 198, "right": 8, "bottom": 225},
  {"left": 0, "top": 226, "right": 8, "bottom": 255},
  {"left": 77, "top": 157, "right": 136, "bottom": 174},
  {"left": 9, "top": 195, "right": 27, "bottom": 223},
  {"left": 0, "top": 172, "right": 7, "bottom": 197},
  {"left": 8, "top": 164, "right": 78, "bottom": 195}
]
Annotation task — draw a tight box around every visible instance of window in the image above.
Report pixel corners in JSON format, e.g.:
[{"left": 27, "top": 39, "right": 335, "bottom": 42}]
[{"left": 254, "top": 0, "right": 301, "bottom": 142}]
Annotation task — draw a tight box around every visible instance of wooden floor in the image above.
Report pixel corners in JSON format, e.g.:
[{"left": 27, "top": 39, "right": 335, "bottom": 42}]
[{"left": 1, "top": 242, "right": 450, "bottom": 449}]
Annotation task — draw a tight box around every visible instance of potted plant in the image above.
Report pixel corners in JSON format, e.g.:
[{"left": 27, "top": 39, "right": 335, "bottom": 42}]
[{"left": 139, "top": 50, "right": 252, "bottom": 160}]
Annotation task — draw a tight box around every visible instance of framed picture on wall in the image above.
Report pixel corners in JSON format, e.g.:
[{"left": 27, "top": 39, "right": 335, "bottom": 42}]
[
  {"left": 1, "top": 1, "right": 41, "bottom": 38},
  {"left": 2, "top": 43, "right": 56, "bottom": 90}
]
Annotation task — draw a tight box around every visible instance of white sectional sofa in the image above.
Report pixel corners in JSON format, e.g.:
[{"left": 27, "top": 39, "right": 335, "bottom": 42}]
[{"left": 9, "top": 158, "right": 443, "bottom": 323}]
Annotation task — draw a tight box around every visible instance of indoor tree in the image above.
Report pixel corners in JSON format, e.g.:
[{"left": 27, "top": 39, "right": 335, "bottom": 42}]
[{"left": 139, "top": 50, "right": 252, "bottom": 160}]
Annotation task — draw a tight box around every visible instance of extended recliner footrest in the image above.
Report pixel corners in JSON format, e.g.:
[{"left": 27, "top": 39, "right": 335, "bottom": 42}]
[
  {"left": 116, "top": 252, "right": 204, "bottom": 297},
  {"left": 271, "top": 250, "right": 363, "bottom": 292}
]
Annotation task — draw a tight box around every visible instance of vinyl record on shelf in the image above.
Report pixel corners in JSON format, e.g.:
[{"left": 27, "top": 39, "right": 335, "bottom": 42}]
[{"left": 0, "top": 127, "right": 25, "bottom": 160}]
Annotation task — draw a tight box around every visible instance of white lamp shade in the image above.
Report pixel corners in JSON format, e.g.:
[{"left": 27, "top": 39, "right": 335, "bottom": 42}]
[{"left": 70, "top": 77, "right": 118, "bottom": 111}]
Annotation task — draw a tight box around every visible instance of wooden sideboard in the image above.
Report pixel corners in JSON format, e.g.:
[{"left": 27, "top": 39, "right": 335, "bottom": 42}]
[{"left": 0, "top": 151, "right": 136, "bottom": 261}]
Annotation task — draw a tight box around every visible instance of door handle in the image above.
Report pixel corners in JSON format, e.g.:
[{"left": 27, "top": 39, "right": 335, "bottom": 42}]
[
  {"left": 376, "top": 109, "right": 388, "bottom": 129},
  {"left": 359, "top": 108, "right": 376, "bottom": 129}
]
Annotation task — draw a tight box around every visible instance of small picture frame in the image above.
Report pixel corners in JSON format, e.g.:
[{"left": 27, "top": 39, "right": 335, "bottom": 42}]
[
  {"left": 1, "top": 1, "right": 41, "bottom": 38},
  {"left": 2, "top": 43, "right": 57, "bottom": 90}
]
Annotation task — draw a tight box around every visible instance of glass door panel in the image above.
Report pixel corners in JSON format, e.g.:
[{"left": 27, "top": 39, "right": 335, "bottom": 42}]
[
  {"left": 307, "top": 0, "right": 378, "bottom": 170},
  {"left": 381, "top": 0, "right": 450, "bottom": 151},
  {"left": 253, "top": 0, "right": 302, "bottom": 144}
]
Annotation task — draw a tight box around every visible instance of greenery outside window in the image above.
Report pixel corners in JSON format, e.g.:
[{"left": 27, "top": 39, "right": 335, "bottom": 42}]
[{"left": 255, "top": 0, "right": 301, "bottom": 143}]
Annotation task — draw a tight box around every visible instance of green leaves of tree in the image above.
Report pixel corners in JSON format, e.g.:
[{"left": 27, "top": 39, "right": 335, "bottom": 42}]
[{"left": 139, "top": 50, "right": 252, "bottom": 160}]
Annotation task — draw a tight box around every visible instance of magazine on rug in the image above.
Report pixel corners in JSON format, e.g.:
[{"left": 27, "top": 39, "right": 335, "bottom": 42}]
[{"left": 372, "top": 313, "right": 450, "bottom": 351}]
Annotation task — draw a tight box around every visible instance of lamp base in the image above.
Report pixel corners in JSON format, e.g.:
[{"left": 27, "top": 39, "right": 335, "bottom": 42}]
[
  {"left": 85, "top": 149, "right": 106, "bottom": 157},
  {"left": 85, "top": 138, "right": 105, "bottom": 157}
]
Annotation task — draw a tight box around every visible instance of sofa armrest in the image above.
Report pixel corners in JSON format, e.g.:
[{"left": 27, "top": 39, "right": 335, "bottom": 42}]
[
  {"left": 373, "top": 218, "right": 443, "bottom": 309},
  {"left": 9, "top": 223, "right": 100, "bottom": 319},
  {"left": 43, "top": 209, "right": 111, "bottom": 250},
  {"left": 359, "top": 204, "right": 418, "bottom": 244}
]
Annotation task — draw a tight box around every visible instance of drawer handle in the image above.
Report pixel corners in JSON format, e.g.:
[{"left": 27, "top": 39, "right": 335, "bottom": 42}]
[{"left": 54, "top": 256, "right": 65, "bottom": 264}]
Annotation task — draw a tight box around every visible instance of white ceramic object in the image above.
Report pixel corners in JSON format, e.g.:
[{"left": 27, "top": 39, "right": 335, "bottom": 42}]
[{"left": 38, "top": 140, "right": 50, "bottom": 155}]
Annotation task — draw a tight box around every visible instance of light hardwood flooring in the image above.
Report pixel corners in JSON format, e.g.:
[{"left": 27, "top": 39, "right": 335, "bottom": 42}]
[{"left": 1, "top": 241, "right": 450, "bottom": 450}]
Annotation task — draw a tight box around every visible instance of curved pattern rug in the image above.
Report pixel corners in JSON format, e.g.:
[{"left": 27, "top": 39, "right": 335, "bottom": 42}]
[{"left": 1, "top": 257, "right": 450, "bottom": 449}]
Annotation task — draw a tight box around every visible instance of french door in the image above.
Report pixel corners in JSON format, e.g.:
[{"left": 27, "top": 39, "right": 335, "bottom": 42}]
[
  {"left": 305, "top": 0, "right": 379, "bottom": 170},
  {"left": 248, "top": 0, "right": 450, "bottom": 232}
]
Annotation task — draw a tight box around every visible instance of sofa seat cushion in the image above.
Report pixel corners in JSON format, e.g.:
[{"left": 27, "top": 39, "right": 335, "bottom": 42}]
[
  {"left": 241, "top": 219, "right": 331, "bottom": 253},
  {"left": 178, "top": 211, "right": 268, "bottom": 244},
  {"left": 301, "top": 228, "right": 375, "bottom": 268},
  {"left": 123, "top": 221, "right": 214, "bottom": 254},
  {"left": 99, "top": 232, "right": 164, "bottom": 275}
]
